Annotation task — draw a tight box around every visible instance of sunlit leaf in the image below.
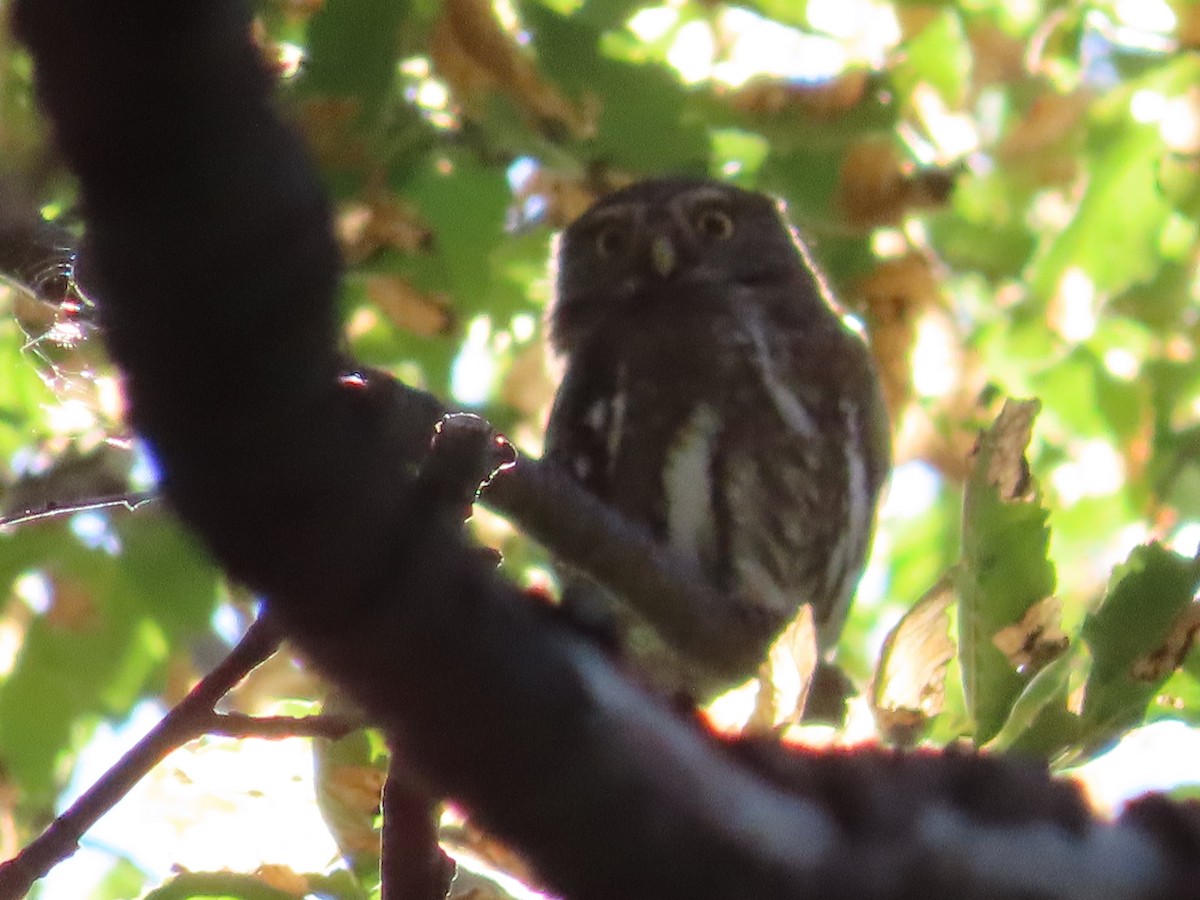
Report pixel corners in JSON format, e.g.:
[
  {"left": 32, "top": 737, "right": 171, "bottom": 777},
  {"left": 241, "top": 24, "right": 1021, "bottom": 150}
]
[
  {"left": 871, "top": 573, "right": 955, "bottom": 746},
  {"left": 958, "top": 398, "right": 1059, "bottom": 745},
  {"left": 114, "top": 511, "right": 220, "bottom": 640},
  {"left": 141, "top": 870, "right": 304, "bottom": 900},
  {"left": 892, "top": 8, "right": 971, "bottom": 109},
  {"left": 520, "top": 1, "right": 709, "bottom": 171},
  {"left": 314, "top": 690, "right": 388, "bottom": 884},
  {"left": 1028, "top": 56, "right": 1200, "bottom": 302},
  {"left": 983, "top": 649, "right": 1078, "bottom": 757},
  {"left": 1078, "top": 544, "right": 1200, "bottom": 758}
]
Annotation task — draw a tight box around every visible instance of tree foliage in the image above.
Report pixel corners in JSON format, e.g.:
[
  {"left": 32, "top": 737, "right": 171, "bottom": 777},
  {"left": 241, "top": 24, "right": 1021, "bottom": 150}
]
[{"left": 3, "top": 0, "right": 1200, "bottom": 897}]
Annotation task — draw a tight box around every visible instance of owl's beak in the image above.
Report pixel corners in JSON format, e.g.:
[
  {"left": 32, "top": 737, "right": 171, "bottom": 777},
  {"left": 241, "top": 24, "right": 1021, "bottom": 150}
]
[{"left": 650, "top": 235, "right": 676, "bottom": 278}]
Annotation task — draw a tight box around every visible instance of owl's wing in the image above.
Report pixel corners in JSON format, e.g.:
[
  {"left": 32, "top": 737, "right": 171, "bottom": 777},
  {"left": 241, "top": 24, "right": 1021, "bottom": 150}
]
[
  {"left": 542, "top": 349, "right": 629, "bottom": 634},
  {"left": 543, "top": 347, "right": 620, "bottom": 499},
  {"left": 719, "top": 313, "right": 891, "bottom": 653}
]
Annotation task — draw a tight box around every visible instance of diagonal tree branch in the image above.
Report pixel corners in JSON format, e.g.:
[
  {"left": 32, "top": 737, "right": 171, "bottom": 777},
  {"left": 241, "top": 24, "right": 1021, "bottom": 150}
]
[{"left": 0, "top": 617, "right": 281, "bottom": 900}]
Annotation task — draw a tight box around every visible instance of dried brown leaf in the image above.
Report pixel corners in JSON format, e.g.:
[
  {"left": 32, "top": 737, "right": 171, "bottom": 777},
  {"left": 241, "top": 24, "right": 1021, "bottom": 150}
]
[
  {"left": 432, "top": 0, "right": 595, "bottom": 138},
  {"left": 967, "top": 23, "right": 1029, "bottom": 88},
  {"left": 338, "top": 197, "right": 432, "bottom": 264},
  {"left": 724, "top": 70, "right": 870, "bottom": 119},
  {"left": 978, "top": 399, "right": 1040, "bottom": 500},
  {"left": 254, "top": 864, "right": 309, "bottom": 896},
  {"left": 1131, "top": 602, "right": 1200, "bottom": 682},
  {"left": 992, "top": 595, "right": 1069, "bottom": 674},
  {"left": 513, "top": 169, "right": 600, "bottom": 230},
  {"left": 857, "top": 253, "right": 943, "bottom": 419},
  {"left": 747, "top": 605, "right": 818, "bottom": 733},
  {"left": 364, "top": 275, "right": 455, "bottom": 337},
  {"left": 499, "top": 341, "right": 555, "bottom": 420},
  {"left": 44, "top": 576, "right": 100, "bottom": 633},
  {"left": 296, "top": 97, "right": 368, "bottom": 171},
  {"left": 872, "top": 576, "right": 954, "bottom": 745},
  {"left": 837, "top": 139, "right": 910, "bottom": 228}
]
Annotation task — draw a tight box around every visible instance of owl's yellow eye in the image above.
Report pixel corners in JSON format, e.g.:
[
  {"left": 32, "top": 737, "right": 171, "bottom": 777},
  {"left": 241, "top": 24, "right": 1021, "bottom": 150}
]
[
  {"left": 695, "top": 208, "right": 734, "bottom": 240},
  {"left": 595, "top": 226, "right": 628, "bottom": 258}
]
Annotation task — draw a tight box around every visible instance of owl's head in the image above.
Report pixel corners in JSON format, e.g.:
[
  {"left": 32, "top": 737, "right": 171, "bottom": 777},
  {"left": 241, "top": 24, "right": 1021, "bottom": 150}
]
[{"left": 547, "top": 178, "right": 816, "bottom": 356}]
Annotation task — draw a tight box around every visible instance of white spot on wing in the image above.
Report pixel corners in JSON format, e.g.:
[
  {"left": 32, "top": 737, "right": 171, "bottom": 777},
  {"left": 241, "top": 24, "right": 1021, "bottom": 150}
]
[
  {"left": 573, "top": 456, "right": 592, "bottom": 480},
  {"left": 606, "top": 389, "right": 627, "bottom": 480},
  {"left": 664, "top": 404, "right": 721, "bottom": 566},
  {"left": 585, "top": 399, "right": 607, "bottom": 432}
]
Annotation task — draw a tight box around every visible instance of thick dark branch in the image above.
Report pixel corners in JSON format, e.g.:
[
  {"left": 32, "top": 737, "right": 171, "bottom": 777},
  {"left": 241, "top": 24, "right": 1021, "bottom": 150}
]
[{"left": 0, "top": 618, "right": 280, "bottom": 900}]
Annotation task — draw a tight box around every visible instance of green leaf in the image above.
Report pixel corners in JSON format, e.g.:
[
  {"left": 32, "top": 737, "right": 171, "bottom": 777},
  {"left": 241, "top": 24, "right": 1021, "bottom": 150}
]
[
  {"left": 295, "top": 0, "right": 424, "bottom": 196},
  {"left": 92, "top": 856, "right": 149, "bottom": 900},
  {"left": 113, "top": 511, "right": 220, "bottom": 640},
  {"left": 0, "top": 611, "right": 164, "bottom": 803},
  {"left": 741, "top": 1, "right": 808, "bottom": 28},
  {"left": 314, "top": 690, "right": 387, "bottom": 884},
  {"left": 756, "top": 146, "right": 844, "bottom": 226},
  {"left": 0, "top": 522, "right": 69, "bottom": 607},
  {"left": 572, "top": 0, "right": 651, "bottom": 30},
  {"left": 520, "top": 2, "right": 709, "bottom": 171},
  {"left": 957, "top": 398, "right": 1058, "bottom": 745},
  {"left": 0, "top": 315, "right": 53, "bottom": 458},
  {"left": 141, "top": 871, "right": 300, "bottom": 900},
  {"left": 891, "top": 9, "right": 971, "bottom": 109},
  {"left": 1078, "top": 543, "right": 1200, "bottom": 758},
  {"left": 300, "top": 0, "right": 411, "bottom": 120},
  {"left": 926, "top": 214, "right": 1036, "bottom": 281},
  {"left": 983, "top": 649, "right": 1078, "bottom": 757},
  {"left": 1028, "top": 55, "right": 1200, "bottom": 302},
  {"left": 399, "top": 149, "right": 513, "bottom": 318},
  {"left": 1146, "top": 666, "right": 1200, "bottom": 728}
]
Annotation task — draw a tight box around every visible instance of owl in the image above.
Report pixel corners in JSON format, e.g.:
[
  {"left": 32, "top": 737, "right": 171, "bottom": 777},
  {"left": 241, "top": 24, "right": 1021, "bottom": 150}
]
[{"left": 543, "top": 177, "right": 890, "bottom": 703}]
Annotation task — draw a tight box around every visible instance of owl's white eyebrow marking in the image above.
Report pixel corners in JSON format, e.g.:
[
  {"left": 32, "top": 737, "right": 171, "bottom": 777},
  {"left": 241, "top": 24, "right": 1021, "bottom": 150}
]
[
  {"left": 669, "top": 187, "right": 731, "bottom": 221},
  {"left": 679, "top": 187, "right": 733, "bottom": 205}
]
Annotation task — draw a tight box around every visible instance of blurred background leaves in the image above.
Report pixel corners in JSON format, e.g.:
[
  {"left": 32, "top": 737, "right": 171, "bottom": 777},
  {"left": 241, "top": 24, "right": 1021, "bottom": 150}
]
[{"left": 5, "top": 0, "right": 1200, "bottom": 896}]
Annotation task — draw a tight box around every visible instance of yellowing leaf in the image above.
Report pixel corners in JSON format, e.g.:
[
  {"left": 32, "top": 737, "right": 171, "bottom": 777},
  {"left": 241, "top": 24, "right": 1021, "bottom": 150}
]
[
  {"left": 364, "top": 275, "right": 455, "bottom": 338},
  {"left": 872, "top": 574, "right": 955, "bottom": 746}
]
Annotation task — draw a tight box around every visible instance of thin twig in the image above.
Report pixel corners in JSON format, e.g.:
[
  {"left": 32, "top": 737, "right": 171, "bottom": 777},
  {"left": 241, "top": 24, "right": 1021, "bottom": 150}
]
[
  {"left": 0, "top": 617, "right": 281, "bottom": 900},
  {"left": 198, "top": 711, "right": 364, "bottom": 741},
  {"left": 0, "top": 491, "right": 158, "bottom": 531}
]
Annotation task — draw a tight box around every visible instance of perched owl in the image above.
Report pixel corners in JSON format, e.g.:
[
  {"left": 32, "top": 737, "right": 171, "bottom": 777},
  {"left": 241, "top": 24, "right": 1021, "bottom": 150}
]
[{"left": 543, "top": 177, "right": 890, "bottom": 702}]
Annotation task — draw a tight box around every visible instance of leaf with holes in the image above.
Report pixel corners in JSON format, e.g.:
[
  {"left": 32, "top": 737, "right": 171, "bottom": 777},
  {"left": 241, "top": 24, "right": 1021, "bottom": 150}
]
[{"left": 958, "top": 398, "right": 1059, "bottom": 745}]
